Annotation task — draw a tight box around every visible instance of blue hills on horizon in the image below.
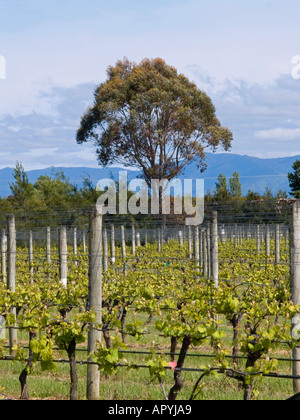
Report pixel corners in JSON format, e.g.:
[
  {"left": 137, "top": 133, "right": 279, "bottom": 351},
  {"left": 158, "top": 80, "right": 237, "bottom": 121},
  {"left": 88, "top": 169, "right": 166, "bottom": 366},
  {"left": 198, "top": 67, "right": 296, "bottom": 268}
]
[{"left": 0, "top": 152, "right": 298, "bottom": 198}]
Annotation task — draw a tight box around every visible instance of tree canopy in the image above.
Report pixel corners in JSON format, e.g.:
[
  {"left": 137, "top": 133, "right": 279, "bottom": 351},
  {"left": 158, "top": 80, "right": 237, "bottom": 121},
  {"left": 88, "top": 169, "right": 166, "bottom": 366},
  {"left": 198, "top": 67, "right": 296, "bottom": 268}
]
[
  {"left": 0, "top": 163, "right": 291, "bottom": 228},
  {"left": 9, "top": 161, "right": 35, "bottom": 210},
  {"left": 214, "top": 173, "right": 230, "bottom": 201},
  {"left": 288, "top": 160, "right": 300, "bottom": 198},
  {"left": 76, "top": 57, "right": 233, "bottom": 187},
  {"left": 229, "top": 171, "right": 242, "bottom": 198}
]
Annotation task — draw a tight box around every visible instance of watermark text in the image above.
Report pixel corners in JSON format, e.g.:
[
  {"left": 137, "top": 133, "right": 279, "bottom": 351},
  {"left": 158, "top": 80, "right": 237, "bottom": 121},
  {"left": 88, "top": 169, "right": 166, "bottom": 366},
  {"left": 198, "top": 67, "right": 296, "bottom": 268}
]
[
  {"left": 292, "top": 55, "right": 300, "bottom": 80},
  {"left": 96, "top": 171, "right": 204, "bottom": 226}
]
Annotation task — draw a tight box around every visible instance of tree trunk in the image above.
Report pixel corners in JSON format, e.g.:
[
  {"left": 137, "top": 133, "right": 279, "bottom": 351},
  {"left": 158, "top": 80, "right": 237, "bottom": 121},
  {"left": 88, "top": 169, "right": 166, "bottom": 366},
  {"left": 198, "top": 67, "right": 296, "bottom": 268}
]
[
  {"left": 231, "top": 313, "right": 243, "bottom": 366},
  {"left": 67, "top": 339, "right": 78, "bottom": 401},
  {"left": 243, "top": 349, "right": 262, "bottom": 401},
  {"left": 103, "top": 327, "right": 112, "bottom": 349},
  {"left": 120, "top": 307, "right": 127, "bottom": 344},
  {"left": 19, "top": 331, "right": 36, "bottom": 400},
  {"left": 243, "top": 382, "right": 255, "bottom": 401},
  {"left": 168, "top": 336, "right": 191, "bottom": 400},
  {"left": 170, "top": 337, "right": 177, "bottom": 362}
]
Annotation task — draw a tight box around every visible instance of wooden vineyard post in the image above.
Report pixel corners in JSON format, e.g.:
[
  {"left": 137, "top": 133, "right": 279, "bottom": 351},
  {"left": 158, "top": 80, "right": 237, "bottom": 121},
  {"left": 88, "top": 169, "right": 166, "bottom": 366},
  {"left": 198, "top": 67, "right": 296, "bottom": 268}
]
[
  {"left": 194, "top": 226, "right": 200, "bottom": 270},
  {"left": 7, "top": 214, "right": 17, "bottom": 351},
  {"left": 136, "top": 232, "right": 141, "bottom": 248},
  {"left": 220, "top": 225, "right": 226, "bottom": 243},
  {"left": 290, "top": 200, "right": 300, "bottom": 394},
  {"left": 110, "top": 224, "right": 115, "bottom": 265},
  {"left": 59, "top": 226, "right": 68, "bottom": 289},
  {"left": 230, "top": 226, "right": 234, "bottom": 244},
  {"left": 188, "top": 226, "right": 192, "bottom": 259},
  {"left": 265, "top": 225, "right": 270, "bottom": 258},
  {"left": 121, "top": 226, "right": 126, "bottom": 260},
  {"left": 73, "top": 227, "right": 77, "bottom": 255},
  {"left": 234, "top": 224, "right": 238, "bottom": 249},
  {"left": 256, "top": 225, "right": 261, "bottom": 253},
  {"left": 203, "top": 229, "right": 208, "bottom": 278},
  {"left": 73, "top": 227, "right": 78, "bottom": 266},
  {"left": 103, "top": 228, "right": 108, "bottom": 273},
  {"left": 178, "top": 230, "right": 183, "bottom": 246},
  {"left": 157, "top": 229, "right": 161, "bottom": 253},
  {"left": 82, "top": 231, "right": 87, "bottom": 254},
  {"left": 199, "top": 228, "right": 203, "bottom": 269},
  {"left": 87, "top": 205, "right": 102, "bottom": 400},
  {"left": 275, "top": 224, "right": 280, "bottom": 265},
  {"left": 1, "top": 229, "right": 7, "bottom": 283},
  {"left": 46, "top": 226, "right": 51, "bottom": 264},
  {"left": 207, "top": 224, "right": 211, "bottom": 279},
  {"left": 211, "top": 211, "right": 219, "bottom": 288},
  {"left": 132, "top": 224, "right": 136, "bottom": 256},
  {"left": 29, "top": 230, "right": 33, "bottom": 283}
]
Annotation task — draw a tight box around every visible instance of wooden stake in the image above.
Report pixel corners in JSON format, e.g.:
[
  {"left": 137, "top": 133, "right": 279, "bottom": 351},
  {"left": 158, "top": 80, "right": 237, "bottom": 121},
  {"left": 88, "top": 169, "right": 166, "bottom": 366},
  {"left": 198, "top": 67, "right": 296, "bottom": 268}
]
[
  {"left": 211, "top": 211, "right": 219, "bottom": 288},
  {"left": 290, "top": 200, "right": 300, "bottom": 393},
  {"left": 103, "top": 228, "right": 108, "bottom": 273},
  {"left": 275, "top": 224, "right": 280, "bottom": 265},
  {"left": 7, "top": 214, "right": 17, "bottom": 351},
  {"left": 110, "top": 224, "right": 115, "bottom": 265},
  {"left": 132, "top": 224, "right": 136, "bottom": 256},
  {"left": 121, "top": 226, "right": 126, "bottom": 260},
  {"left": 59, "top": 226, "right": 68, "bottom": 289},
  {"left": 29, "top": 230, "right": 33, "bottom": 283},
  {"left": 1, "top": 229, "right": 7, "bottom": 283},
  {"left": 46, "top": 226, "right": 51, "bottom": 264},
  {"left": 87, "top": 205, "right": 102, "bottom": 400}
]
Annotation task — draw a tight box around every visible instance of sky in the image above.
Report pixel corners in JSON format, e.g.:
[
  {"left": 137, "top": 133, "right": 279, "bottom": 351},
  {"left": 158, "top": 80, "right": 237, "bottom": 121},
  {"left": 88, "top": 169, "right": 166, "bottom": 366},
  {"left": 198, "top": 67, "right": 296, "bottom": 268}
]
[{"left": 0, "top": 0, "right": 300, "bottom": 170}]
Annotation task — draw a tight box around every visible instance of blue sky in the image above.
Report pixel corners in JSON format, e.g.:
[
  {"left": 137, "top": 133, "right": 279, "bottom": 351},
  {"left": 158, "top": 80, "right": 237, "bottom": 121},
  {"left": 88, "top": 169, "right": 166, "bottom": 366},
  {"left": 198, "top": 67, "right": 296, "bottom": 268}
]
[{"left": 0, "top": 0, "right": 300, "bottom": 169}]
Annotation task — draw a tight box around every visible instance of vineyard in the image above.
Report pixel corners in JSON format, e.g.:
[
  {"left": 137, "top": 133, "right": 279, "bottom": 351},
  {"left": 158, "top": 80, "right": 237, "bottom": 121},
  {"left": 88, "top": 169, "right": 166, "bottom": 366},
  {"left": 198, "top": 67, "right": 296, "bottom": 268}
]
[{"left": 0, "top": 202, "right": 300, "bottom": 401}]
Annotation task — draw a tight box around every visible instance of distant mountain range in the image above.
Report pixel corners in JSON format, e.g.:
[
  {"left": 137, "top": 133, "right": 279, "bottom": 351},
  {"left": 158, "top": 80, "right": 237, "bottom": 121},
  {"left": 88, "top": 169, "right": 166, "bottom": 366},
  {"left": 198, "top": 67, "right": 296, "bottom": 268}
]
[{"left": 0, "top": 153, "right": 298, "bottom": 198}]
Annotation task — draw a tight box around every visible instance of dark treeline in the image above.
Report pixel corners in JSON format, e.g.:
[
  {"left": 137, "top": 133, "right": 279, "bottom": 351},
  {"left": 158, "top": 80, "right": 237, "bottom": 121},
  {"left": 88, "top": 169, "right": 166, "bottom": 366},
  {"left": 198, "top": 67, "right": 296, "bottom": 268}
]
[
  {"left": 204, "top": 171, "right": 292, "bottom": 225},
  {"left": 0, "top": 163, "right": 295, "bottom": 229},
  {"left": 0, "top": 162, "right": 153, "bottom": 229}
]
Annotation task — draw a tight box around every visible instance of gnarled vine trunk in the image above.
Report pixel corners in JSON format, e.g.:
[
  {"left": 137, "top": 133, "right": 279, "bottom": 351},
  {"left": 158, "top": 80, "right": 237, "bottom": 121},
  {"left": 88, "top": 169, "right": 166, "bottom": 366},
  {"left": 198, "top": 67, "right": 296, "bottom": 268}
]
[
  {"left": 168, "top": 335, "right": 191, "bottom": 400},
  {"left": 67, "top": 339, "right": 78, "bottom": 401}
]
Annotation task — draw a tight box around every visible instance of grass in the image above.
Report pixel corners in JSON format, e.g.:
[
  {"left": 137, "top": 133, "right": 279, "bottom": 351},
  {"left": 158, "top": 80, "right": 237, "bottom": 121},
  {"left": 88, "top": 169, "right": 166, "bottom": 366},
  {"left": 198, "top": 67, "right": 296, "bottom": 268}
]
[
  {"left": 0, "top": 304, "right": 296, "bottom": 401},
  {"left": 0, "top": 241, "right": 296, "bottom": 400},
  {"left": 0, "top": 357, "right": 294, "bottom": 401},
  {"left": 0, "top": 329, "right": 295, "bottom": 401}
]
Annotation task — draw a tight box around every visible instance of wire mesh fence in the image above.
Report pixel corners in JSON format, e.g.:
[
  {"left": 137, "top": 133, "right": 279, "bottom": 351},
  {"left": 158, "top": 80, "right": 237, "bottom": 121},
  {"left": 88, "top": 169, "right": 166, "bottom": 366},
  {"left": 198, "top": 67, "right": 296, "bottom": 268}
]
[{"left": 0, "top": 200, "right": 299, "bottom": 400}]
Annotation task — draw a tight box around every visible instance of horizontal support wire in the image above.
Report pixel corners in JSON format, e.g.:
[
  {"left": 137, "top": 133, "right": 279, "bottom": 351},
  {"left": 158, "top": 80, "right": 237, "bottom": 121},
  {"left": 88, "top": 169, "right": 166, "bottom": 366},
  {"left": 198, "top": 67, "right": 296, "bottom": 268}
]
[
  {"left": 2, "top": 344, "right": 300, "bottom": 363},
  {"left": 0, "top": 202, "right": 299, "bottom": 399},
  {"left": 0, "top": 355, "right": 299, "bottom": 381}
]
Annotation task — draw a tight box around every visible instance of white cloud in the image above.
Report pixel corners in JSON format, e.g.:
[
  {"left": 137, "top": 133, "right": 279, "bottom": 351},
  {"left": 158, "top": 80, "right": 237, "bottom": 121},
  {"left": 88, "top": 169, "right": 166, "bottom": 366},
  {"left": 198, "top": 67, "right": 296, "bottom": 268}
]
[
  {"left": 1, "top": 70, "right": 300, "bottom": 170},
  {"left": 24, "top": 147, "right": 59, "bottom": 157},
  {"left": 185, "top": 71, "right": 300, "bottom": 157},
  {"left": 255, "top": 128, "right": 300, "bottom": 140}
]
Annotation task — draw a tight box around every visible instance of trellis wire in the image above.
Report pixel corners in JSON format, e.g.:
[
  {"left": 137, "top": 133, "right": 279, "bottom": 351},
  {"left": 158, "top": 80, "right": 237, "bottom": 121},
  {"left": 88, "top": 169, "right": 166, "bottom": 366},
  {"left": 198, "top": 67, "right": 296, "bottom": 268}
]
[{"left": 0, "top": 201, "right": 299, "bottom": 399}]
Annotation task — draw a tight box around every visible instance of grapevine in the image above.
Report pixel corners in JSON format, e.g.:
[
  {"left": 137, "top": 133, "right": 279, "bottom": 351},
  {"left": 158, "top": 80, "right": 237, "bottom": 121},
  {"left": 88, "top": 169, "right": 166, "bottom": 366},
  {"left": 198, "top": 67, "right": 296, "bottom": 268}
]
[{"left": 0, "top": 227, "right": 298, "bottom": 401}]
